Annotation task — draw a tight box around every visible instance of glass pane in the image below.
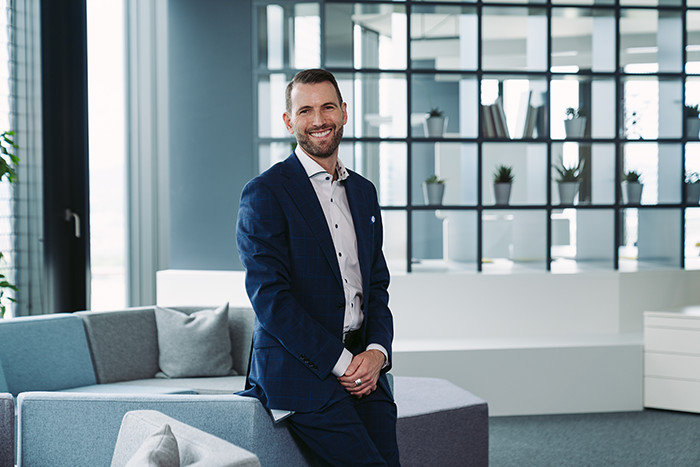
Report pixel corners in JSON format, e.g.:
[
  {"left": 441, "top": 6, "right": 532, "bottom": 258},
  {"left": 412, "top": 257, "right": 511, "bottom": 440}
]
[
  {"left": 553, "top": 0, "right": 614, "bottom": 5},
  {"left": 481, "top": 76, "right": 548, "bottom": 139},
  {"left": 620, "top": 9, "right": 683, "bottom": 73},
  {"left": 622, "top": 143, "right": 682, "bottom": 205},
  {"left": 258, "top": 142, "right": 295, "bottom": 173},
  {"left": 623, "top": 77, "right": 683, "bottom": 140},
  {"left": 256, "top": 3, "right": 320, "bottom": 69},
  {"left": 552, "top": 143, "right": 616, "bottom": 205},
  {"left": 258, "top": 73, "right": 292, "bottom": 138},
  {"left": 412, "top": 210, "right": 477, "bottom": 272},
  {"left": 551, "top": 209, "right": 614, "bottom": 272},
  {"left": 339, "top": 72, "right": 406, "bottom": 138},
  {"left": 689, "top": 11, "right": 700, "bottom": 74},
  {"left": 412, "top": 74, "right": 477, "bottom": 138},
  {"left": 482, "top": 209, "right": 547, "bottom": 272},
  {"left": 325, "top": 3, "right": 406, "bottom": 70},
  {"left": 551, "top": 8, "right": 616, "bottom": 73},
  {"left": 686, "top": 208, "right": 700, "bottom": 270},
  {"left": 620, "top": 208, "right": 680, "bottom": 271},
  {"left": 687, "top": 77, "right": 700, "bottom": 140},
  {"left": 88, "top": 0, "right": 127, "bottom": 310},
  {"left": 410, "top": 5, "right": 477, "bottom": 71},
  {"left": 686, "top": 142, "right": 700, "bottom": 205},
  {"left": 482, "top": 7, "right": 548, "bottom": 72},
  {"left": 412, "top": 143, "right": 477, "bottom": 206},
  {"left": 382, "top": 210, "right": 407, "bottom": 275},
  {"left": 483, "top": 143, "right": 547, "bottom": 206},
  {"left": 621, "top": 0, "right": 680, "bottom": 6},
  {"left": 551, "top": 77, "right": 616, "bottom": 139},
  {"left": 350, "top": 142, "right": 407, "bottom": 207}
]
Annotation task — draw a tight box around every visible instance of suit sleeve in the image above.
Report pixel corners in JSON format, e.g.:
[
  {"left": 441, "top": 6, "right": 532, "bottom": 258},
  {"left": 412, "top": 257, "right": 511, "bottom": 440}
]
[
  {"left": 364, "top": 185, "right": 394, "bottom": 373},
  {"left": 237, "top": 178, "right": 345, "bottom": 380}
]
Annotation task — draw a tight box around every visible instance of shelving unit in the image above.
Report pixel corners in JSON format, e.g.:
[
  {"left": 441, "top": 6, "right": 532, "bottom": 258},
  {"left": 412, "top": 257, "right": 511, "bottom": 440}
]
[{"left": 252, "top": 0, "right": 700, "bottom": 274}]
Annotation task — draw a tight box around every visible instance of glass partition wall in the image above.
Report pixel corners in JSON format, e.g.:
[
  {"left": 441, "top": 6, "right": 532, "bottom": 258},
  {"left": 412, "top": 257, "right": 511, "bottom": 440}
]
[{"left": 253, "top": 0, "right": 700, "bottom": 274}]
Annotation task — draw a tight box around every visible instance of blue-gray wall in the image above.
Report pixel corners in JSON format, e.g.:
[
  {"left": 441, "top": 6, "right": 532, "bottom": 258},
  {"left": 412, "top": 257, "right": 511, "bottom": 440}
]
[{"left": 167, "top": 0, "right": 254, "bottom": 270}]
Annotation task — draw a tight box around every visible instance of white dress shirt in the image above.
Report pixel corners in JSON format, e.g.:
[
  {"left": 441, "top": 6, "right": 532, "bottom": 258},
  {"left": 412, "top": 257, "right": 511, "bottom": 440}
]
[{"left": 295, "top": 148, "right": 388, "bottom": 377}]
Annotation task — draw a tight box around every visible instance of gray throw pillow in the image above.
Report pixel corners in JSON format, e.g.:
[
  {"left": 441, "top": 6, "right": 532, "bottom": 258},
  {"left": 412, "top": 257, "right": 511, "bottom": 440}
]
[
  {"left": 154, "top": 304, "right": 235, "bottom": 378},
  {"left": 125, "top": 423, "right": 180, "bottom": 467}
]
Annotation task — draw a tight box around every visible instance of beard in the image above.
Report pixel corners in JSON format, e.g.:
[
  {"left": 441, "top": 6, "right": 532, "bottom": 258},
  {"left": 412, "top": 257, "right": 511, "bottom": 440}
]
[{"left": 295, "top": 124, "right": 344, "bottom": 159}]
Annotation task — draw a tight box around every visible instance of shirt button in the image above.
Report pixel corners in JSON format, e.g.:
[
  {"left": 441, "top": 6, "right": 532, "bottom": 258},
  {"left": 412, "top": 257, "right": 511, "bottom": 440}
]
[
  {"left": 330, "top": 198, "right": 333, "bottom": 202},
  {"left": 335, "top": 224, "right": 338, "bottom": 228},
  {"left": 338, "top": 252, "right": 342, "bottom": 257},
  {"left": 325, "top": 176, "right": 330, "bottom": 180}
]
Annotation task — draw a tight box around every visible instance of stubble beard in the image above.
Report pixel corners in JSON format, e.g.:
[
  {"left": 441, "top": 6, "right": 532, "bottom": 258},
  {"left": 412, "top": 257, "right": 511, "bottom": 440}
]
[{"left": 296, "top": 124, "right": 344, "bottom": 159}]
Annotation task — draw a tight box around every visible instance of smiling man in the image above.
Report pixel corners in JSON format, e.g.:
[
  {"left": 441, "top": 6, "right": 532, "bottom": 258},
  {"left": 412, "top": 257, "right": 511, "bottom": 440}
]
[{"left": 236, "top": 69, "right": 399, "bottom": 466}]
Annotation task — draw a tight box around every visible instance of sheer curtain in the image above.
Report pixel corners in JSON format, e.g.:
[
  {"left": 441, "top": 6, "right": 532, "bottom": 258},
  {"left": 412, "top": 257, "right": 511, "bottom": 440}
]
[{"left": 12, "top": 0, "right": 45, "bottom": 316}]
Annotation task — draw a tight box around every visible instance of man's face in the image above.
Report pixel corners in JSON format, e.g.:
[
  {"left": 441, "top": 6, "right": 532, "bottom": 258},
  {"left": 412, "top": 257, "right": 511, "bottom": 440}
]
[{"left": 283, "top": 81, "right": 347, "bottom": 159}]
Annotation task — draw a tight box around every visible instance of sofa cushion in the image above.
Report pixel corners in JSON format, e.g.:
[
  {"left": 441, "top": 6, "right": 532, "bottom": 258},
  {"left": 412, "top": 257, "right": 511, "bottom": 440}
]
[
  {"left": 0, "top": 314, "right": 97, "bottom": 395},
  {"left": 0, "top": 393, "right": 13, "bottom": 467},
  {"left": 110, "top": 376, "right": 247, "bottom": 395},
  {"left": 77, "top": 307, "right": 161, "bottom": 383},
  {"left": 155, "top": 304, "right": 235, "bottom": 378},
  {"left": 124, "top": 423, "right": 180, "bottom": 467},
  {"left": 113, "top": 410, "right": 261, "bottom": 467}
]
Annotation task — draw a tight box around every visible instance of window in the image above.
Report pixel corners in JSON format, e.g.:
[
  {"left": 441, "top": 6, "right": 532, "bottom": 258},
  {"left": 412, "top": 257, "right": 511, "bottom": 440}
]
[{"left": 253, "top": 0, "right": 700, "bottom": 274}]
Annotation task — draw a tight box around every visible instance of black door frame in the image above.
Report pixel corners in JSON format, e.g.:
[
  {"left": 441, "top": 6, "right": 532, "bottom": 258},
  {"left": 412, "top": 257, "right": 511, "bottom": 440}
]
[{"left": 41, "top": 0, "right": 90, "bottom": 313}]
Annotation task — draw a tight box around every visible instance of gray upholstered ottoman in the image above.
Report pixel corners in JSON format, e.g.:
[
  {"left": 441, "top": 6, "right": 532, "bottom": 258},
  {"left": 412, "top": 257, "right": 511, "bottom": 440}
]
[
  {"left": 394, "top": 377, "right": 489, "bottom": 467},
  {"left": 0, "top": 392, "right": 13, "bottom": 467}
]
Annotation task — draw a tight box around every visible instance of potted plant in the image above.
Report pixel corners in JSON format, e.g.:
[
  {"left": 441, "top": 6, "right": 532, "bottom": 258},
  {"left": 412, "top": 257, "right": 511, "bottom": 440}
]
[
  {"left": 424, "top": 108, "right": 446, "bottom": 138},
  {"left": 553, "top": 159, "right": 584, "bottom": 205},
  {"left": 492, "top": 164, "right": 514, "bottom": 205},
  {"left": 423, "top": 174, "right": 446, "bottom": 205},
  {"left": 564, "top": 107, "right": 587, "bottom": 138},
  {"left": 0, "top": 130, "right": 18, "bottom": 318},
  {"left": 686, "top": 171, "right": 700, "bottom": 204},
  {"left": 622, "top": 169, "right": 643, "bottom": 204},
  {"left": 684, "top": 104, "right": 700, "bottom": 140}
]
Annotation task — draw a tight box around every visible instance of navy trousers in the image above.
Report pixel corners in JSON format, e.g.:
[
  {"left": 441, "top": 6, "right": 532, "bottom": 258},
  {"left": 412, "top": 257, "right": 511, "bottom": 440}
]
[{"left": 286, "top": 379, "right": 400, "bottom": 466}]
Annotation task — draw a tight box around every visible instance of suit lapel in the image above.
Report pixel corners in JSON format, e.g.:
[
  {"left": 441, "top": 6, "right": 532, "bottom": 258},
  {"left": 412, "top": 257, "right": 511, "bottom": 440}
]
[
  {"left": 280, "top": 154, "right": 343, "bottom": 287},
  {"left": 344, "top": 173, "right": 371, "bottom": 295}
]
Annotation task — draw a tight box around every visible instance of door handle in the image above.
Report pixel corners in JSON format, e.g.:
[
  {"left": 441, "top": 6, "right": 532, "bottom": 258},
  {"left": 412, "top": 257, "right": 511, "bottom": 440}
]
[{"left": 64, "top": 209, "right": 81, "bottom": 238}]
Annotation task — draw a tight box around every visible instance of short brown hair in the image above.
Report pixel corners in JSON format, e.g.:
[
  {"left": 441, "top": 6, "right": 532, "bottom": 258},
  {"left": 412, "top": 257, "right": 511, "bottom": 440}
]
[{"left": 285, "top": 69, "right": 344, "bottom": 114}]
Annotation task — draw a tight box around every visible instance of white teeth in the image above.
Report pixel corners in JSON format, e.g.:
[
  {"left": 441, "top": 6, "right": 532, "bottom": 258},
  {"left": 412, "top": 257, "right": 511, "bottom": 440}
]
[{"left": 310, "top": 129, "right": 331, "bottom": 138}]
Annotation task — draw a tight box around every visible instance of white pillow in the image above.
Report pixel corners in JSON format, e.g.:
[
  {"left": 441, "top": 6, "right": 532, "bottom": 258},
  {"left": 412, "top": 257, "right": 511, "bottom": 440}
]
[
  {"left": 125, "top": 423, "right": 180, "bottom": 467},
  {"left": 154, "top": 304, "right": 235, "bottom": 378}
]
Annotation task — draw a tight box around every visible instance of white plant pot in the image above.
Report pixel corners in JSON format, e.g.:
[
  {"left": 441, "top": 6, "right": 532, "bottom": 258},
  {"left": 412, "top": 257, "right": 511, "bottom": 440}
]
[
  {"left": 424, "top": 116, "right": 446, "bottom": 137},
  {"left": 623, "top": 182, "right": 643, "bottom": 204},
  {"left": 557, "top": 182, "right": 580, "bottom": 205},
  {"left": 686, "top": 183, "right": 700, "bottom": 204},
  {"left": 493, "top": 183, "right": 512, "bottom": 205},
  {"left": 564, "top": 117, "right": 586, "bottom": 138},
  {"left": 686, "top": 118, "right": 700, "bottom": 140},
  {"left": 423, "top": 182, "right": 445, "bottom": 205}
]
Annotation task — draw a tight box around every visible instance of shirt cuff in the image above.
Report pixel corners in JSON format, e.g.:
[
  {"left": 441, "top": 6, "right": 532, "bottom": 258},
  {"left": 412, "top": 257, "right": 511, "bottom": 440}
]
[
  {"left": 366, "top": 344, "right": 389, "bottom": 369},
  {"left": 331, "top": 348, "right": 354, "bottom": 377}
]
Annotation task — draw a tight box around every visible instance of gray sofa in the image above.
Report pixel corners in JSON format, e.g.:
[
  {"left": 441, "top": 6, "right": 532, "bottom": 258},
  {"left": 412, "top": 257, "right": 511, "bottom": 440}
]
[
  {"left": 1, "top": 392, "right": 12, "bottom": 467},
  {"left": 2, "top": 306, "right": 489, "bottom": 466}
]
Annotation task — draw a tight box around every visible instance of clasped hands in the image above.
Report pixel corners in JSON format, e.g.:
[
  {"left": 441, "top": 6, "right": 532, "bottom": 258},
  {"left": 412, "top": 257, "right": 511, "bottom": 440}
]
[{"left": 337, "top": 349, "right": 385, "bottom": 398}]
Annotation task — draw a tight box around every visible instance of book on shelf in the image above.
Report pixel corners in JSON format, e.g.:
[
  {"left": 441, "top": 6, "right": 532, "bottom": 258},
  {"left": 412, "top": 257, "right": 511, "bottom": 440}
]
[
  {"left": 481, "top": 98, "right": 509, "bottom": 139},
  {"left": 482, "top": 104, "right": 496, "bottom": 138}
]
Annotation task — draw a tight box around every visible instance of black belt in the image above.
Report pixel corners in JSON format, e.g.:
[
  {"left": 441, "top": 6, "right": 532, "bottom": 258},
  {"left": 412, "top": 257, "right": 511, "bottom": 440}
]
[{"left": 342, "top": 329, "right": 362, "bottom": 348}]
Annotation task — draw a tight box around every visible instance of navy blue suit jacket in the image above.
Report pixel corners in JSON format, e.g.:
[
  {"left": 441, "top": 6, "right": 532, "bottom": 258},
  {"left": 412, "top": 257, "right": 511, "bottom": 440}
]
[{"left": 236, "top": 153, "right": 394, "bottom": 413}]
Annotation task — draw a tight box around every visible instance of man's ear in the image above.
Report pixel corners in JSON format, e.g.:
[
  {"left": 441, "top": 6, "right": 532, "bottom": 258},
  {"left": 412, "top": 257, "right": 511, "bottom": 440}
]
[
  {"left": 283, "top": 112, "right": 294, "bottom": 134},
  {"left": 341, "top": 102, "right": 348, "bottom": 125}
]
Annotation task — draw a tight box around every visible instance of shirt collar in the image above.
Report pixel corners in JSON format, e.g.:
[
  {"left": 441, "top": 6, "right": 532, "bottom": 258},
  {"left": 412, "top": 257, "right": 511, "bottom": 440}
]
[{"left": 295, "top": 146, "right": 349, "bottom": 182}]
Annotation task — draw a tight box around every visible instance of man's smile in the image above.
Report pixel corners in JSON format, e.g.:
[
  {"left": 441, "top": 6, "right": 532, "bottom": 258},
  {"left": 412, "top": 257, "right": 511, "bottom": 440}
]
[{"left": 310, "top": 128, "right": 332, "bottom": 138}]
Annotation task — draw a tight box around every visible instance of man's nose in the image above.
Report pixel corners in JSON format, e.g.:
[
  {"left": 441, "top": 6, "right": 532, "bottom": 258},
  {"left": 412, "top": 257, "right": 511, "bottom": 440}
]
[{"left": 311, "top": 109, "right": 324, "bottom": 126}]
